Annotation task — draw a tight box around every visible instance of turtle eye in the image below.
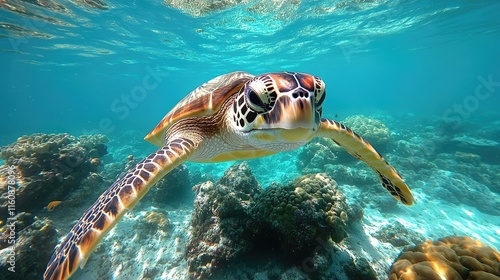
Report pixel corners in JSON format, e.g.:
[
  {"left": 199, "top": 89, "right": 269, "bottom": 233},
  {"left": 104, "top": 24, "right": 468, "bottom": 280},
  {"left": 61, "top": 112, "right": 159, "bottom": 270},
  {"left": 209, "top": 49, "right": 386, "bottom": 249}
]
[
  {"left": 245, "top": 88, "right": 266, "bottom": 112},
  {"left": 314, "top": 77, "right": 326, "bottom": 109}
]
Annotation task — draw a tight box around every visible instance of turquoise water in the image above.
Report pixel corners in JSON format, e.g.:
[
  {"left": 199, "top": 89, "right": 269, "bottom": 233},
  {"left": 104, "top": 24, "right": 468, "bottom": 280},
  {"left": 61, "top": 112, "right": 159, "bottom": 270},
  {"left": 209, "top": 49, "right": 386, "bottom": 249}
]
[
  {"left": 1, "top": 1, "right": 500, "bottom": 279},
  {"left": 1, "top": 0, "right": 499, "bottom": 143}
]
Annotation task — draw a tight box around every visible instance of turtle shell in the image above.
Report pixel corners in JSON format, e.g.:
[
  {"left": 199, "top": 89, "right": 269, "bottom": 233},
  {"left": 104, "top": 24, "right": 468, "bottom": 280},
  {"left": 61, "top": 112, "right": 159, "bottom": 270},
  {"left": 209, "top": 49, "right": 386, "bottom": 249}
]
[{"left": 144, "top": 71, "right": 254, "bottom": 146}]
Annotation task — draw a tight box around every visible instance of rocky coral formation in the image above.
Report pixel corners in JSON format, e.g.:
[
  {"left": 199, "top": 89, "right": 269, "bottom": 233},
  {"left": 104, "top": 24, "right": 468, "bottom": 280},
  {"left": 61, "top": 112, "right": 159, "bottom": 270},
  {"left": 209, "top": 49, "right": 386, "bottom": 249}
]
[
  {"left": 297, "top": 115, "right": 392, "bottom": 186},
  {"left": 389, "top": 236, "right": 500, "bottom": 280},
  {"left": 186, "top": 162, "right": 261, "bottom": 279},
  {"left": 1, "top": 133, "right": 108, "bottom": 161},
  {"left": 433, "top": 129, "right": 500, "bottom": 165},
  {"left": 252, "top": 173, "right": 350, "bottom": 257},
  {"left": 393, "top": 136, "right": 436, "bottom": 159},
  {"left": 433, "top": 152, "right": 500, "bottom": 195},
  {"left": 209, "top": 242, "right": 377, "bottom": 280},
  {"left": 454, "top": 151, "right": 482, "bottom": 164},
  {"left": 343, "top": 257, "right": 377, "bottom": 280},
  {"left": 187, "top": 164, "right": 359, "bottom": 279},
  {"left": 296, "top": 137, "right": 378, "bottom": 186},
  {"left": 0, "top": 213, "right": 57, "bottom": 279},
  {"left": 389, "top": 154, "right": 437, "bottom": 183},
  {"left": 450, "top": 135, "right": 499, "bottom": 161},
  {"left": 425, "top": 169, "right": 500, "bottom": 216},
  {"left": 151, "top": 164, "right": 193, "bottom": 206},
  {"left": 0, "top": 133, "right": 108, "bottom": 220},
  {"left": 297, "top": 138, "right": 339, "bottom": 174},
  {"left": 342, "top": 115, "right": 391, "bottom": 146},
  {"left": 297, "top": 137, "right": 384, "bottom": 198},
  {"left": 326, "top": 163, "right": 379, "bottom": 187},
  {"left": 133, "top": 209, "right": 171, "bottom": 234},
  {"left": 374, "top": 221, "right": 425, "bottom": 247}
]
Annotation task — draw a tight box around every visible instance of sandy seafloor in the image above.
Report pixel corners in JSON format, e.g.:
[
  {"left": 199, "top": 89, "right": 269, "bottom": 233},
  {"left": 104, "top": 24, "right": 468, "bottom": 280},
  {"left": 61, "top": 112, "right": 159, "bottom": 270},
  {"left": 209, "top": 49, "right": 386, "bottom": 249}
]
[{"left": 29, "top": 112, "right": 499, "bottom": 280}]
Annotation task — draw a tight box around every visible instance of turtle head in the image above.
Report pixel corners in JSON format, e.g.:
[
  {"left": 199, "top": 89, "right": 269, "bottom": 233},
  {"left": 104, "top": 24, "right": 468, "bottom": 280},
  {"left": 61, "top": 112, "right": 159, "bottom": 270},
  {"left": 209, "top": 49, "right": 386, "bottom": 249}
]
[{"left": 231, "top": 72, "right": 325, "bottom": 149}]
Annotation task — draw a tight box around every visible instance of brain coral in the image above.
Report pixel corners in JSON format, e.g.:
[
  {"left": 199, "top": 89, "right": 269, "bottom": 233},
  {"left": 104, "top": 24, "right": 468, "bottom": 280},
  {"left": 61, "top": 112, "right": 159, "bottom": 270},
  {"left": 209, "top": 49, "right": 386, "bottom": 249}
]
[
  {"left": 252, "top": 173, "right": 349, "bottom": 258},
  {"left": 342, "top": 115, "right": 390, "bottom": 146},
  {"left": 389, "top": 236, "right": 500, "bottom": 280}
]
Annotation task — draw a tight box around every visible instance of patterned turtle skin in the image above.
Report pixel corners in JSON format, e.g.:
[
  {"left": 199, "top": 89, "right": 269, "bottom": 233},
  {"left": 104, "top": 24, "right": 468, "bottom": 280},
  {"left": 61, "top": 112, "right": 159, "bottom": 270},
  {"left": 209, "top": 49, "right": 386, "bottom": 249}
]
[{"left": 44, "top": 71, "right": 414, "bottom": 280}]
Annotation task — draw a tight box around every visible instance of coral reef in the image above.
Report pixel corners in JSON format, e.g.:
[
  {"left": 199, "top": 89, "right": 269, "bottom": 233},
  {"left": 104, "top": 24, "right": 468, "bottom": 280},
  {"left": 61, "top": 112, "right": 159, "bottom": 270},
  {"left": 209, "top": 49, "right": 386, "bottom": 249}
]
[
  {"left": 342, "top": 115, "right": 391, "bottom": 147},
  {"left": 187, "top": 164, "right": 360, "bottom": 279},
  {"left": 186, "top": 162, "right": 261, "bottom": 279},
  {"left": 252, "top": 173, "right": 350, "bottom": 257},
  {"left": 344, "top": 257, "right": 377, "bottom": 280},
  {"left": 393, "top": 136, "right": 436, "bottom": 159},
  {"left": 325, "top": 163, "right": 378, "bottom": 187},
  {"left": 390, "top": 155, "right": 437, "bottom": 181},
  {"left": 0, "top": 133, "right": 108, "bottom": 220},
  {"left": 107, "top": 153, "right": 192, "bottom": 207},
  {"left": 1, "top": 133, "right": 108, "bottom": 160},
  {"left": 454, "top": 151, "right": 481, "bottom": 164},
  {"left": 433, "top": 152, "right": 500, "bottom": 195},
  {"left": 151, "top": 164, "right": 193, "bottom": 206},
  {"left": 297, "top": 115, "right": 392, "bottom": 187},
  {"left": 209, "top": 242, "right": 378, "bottom": 280},
  {"left": 425, "top": 169, "right": 500, "bottom": 216},
  {"left": 297, "top": 138, "right": 339, "bottom": 174},
  {"left": 438, "top": 134, "right": 500, "bottom": 164},
  {"left": 62, "top": 171, "right": 103, "bottom": 207},
  {"left": 134, "top": 209, "right": 171, "bottom": 234},
  {"left": 389, "top": 236, "right": 500, "bottom": 280},
  {"left": 297, "top": 137, "right": 378, "bottom": 188},
  {"left": 374, "top": 221, "right": 426, "bottom": 247},
  {"left": 0, "top": 213, "right": 57, "bottom": 279}
]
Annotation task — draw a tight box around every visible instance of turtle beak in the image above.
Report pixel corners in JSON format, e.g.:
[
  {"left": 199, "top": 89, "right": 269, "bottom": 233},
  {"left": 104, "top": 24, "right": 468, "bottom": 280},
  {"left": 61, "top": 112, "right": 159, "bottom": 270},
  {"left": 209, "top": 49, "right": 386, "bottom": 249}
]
[{"left": 255, "top": 92, "right": 320, "bottom": 132}]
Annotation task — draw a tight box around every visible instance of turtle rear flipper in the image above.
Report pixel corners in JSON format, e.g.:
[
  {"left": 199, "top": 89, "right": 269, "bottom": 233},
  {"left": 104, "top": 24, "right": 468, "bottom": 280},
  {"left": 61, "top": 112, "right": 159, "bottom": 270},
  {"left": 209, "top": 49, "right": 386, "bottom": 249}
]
[
  {"left": 43, "top": 138, "right": 198, "bottom": 280},
  {"left": 318, "top": 118, "right": 414, "bottom": 206}
]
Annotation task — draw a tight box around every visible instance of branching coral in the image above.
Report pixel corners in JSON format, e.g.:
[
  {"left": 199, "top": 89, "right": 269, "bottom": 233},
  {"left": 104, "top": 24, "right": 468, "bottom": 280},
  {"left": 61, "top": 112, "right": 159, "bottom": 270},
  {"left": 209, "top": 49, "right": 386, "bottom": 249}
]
[{"left": 389, "top": 236, "right": 500, "bottom": 280}]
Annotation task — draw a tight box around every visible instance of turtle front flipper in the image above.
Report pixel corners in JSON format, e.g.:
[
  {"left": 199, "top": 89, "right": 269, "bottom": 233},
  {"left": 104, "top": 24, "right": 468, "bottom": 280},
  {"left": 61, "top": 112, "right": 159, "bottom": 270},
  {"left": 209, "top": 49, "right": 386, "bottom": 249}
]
[
  {"left": 318, "top": 118, "right": 414, "bottom": 206},
  {"left": 44, "top": 138, "right": 197, "bottom": 280}
]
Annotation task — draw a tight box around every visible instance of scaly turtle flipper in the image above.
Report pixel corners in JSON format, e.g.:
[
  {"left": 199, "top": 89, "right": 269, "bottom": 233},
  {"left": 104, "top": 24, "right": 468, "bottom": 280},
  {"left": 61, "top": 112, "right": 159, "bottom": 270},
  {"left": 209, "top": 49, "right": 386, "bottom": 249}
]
[
  {"left": 318, "top": 118, "right": 414, "bottom": 206},
  {"left": 43, "top": 138, "right": 197, "bottom": 280}
]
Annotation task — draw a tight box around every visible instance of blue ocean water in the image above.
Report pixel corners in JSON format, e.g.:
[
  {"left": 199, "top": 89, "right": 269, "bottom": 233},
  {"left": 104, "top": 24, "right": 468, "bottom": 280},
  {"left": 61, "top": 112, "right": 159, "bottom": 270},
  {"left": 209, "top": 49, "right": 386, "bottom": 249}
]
[
  {"left": 1, "top": 0, "right": 499, "bottom": 144},
  {"left": 1, "top": 0, "right": 500, "bottom": 279}
]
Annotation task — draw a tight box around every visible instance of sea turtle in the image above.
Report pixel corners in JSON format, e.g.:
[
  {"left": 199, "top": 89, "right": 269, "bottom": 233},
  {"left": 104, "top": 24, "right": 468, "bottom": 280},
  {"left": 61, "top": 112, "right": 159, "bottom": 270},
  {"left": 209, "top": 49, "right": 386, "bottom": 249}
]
[{"left": 44, "top": 71, "right": 414, "bottom": 280}]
